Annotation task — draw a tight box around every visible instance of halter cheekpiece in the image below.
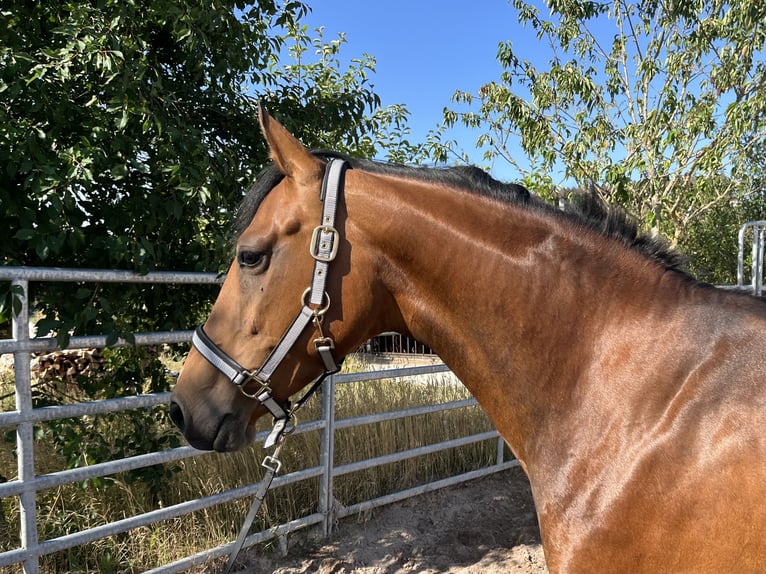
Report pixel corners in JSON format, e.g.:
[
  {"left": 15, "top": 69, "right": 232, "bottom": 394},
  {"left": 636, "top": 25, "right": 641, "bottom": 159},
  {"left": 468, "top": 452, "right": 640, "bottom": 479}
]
[{"left": 192, "top": 158, "right": 348, "bottom": 448}]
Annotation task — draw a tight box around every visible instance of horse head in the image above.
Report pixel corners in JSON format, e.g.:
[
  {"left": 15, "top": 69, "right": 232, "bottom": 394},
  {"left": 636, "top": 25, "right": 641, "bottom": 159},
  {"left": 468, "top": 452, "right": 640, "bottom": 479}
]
[{"left": 169, "top": 106, "right": 394, "bottom": 451}]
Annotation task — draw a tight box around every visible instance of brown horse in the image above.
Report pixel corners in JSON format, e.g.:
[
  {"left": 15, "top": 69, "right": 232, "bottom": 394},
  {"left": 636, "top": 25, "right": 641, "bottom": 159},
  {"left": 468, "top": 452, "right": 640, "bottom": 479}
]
[{"left": 170, "top": 107, "right": 766, "bottom": 573}]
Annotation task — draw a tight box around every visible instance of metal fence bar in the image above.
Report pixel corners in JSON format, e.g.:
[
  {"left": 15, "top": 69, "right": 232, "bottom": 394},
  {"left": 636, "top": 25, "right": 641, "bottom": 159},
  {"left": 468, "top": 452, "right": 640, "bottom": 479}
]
[
  {"left": 0, "top": 392, "right": 172, "bottom": 426},
  {"left": 143, "top": 513, "right": 328, "bottom": 574},
  {"left": 333, "top": 431, "right": 500, "bottom": 477},
  {"left": 0, "top": 267, "right": 513, "bottom": 572},
  {"left": 12, "top": 278, "right": 38, "bottom": 574},
  {"left": 0, "top": 267, "right": 225, "bottom": 573},
  {"left": 334, "top": 363, "right": 451, "bottom": 384},
  {"left": 334, "top": 398, "right": 478, "bottom": 430},
  {"left": 0, "top": 331, "right": 195, "bottom": 354},
  {"left": 0, "top": 421, "right": 327, "bottom": 499},
  {"left": 755, "top": 224, "right": 765, "bottom": 297},
  {"left": 338, "top": 460, "right": 521, "bottom": 519},
  {"left": 0, "top": 446, "right": 198, "bottom": 498},
  {"left": 497, "top": 435, "right": 506, "bottom": 464},
  {"left": 737, "top": 221, "right": 766, "bottom": 296},
  {"left": 151, "top": 458, "right": 518, "bottom": 574},
  {"left": 0, "top": 464, "right": 326, "bottom": 568},
  {"left": 318, "top": 373, "right": 336, "bottom": 537},
  {"left": 0, "top": 267, "right": 224, "bottom": 284}
]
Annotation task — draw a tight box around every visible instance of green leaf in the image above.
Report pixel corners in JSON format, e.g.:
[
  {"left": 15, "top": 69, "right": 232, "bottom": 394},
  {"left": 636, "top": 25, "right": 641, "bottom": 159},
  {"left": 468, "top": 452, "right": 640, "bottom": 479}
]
[
  {"left": 14, "top": 228, "right": 37, "bottom": 241},
  {"left": 445, "top": 0, "right": 766, "bottom": 245},
  {"left": 75, "top": 287, "right": 92, "bottom": 299}
]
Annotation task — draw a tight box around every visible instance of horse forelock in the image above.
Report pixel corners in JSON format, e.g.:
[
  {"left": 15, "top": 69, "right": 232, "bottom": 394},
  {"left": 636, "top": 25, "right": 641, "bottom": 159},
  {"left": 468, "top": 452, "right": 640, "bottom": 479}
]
[
  {"left": 234, "top": 163, "right": 285, "bottom": 239},
  {"left": 234, "top": 152, "right": 688, "bottom": 274}
]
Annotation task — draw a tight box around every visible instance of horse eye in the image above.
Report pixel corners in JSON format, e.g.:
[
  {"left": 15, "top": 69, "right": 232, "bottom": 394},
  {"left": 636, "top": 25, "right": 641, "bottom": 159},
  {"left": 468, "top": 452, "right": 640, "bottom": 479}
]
[{"left": 237, "top": 250, "right": 267, "bottom": 269}]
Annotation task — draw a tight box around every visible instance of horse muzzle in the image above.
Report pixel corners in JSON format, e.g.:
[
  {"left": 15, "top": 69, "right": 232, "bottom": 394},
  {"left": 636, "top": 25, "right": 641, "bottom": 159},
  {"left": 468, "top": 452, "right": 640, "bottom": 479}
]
[{"left": 168, "top": 387, "right": 256, "bottom": 452}]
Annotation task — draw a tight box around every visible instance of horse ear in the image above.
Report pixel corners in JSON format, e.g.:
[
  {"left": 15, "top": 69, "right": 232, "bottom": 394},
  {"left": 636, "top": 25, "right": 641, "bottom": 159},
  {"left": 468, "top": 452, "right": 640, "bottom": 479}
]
[{"left": 258, "top": 102, "right": 323, "bottom": 183}]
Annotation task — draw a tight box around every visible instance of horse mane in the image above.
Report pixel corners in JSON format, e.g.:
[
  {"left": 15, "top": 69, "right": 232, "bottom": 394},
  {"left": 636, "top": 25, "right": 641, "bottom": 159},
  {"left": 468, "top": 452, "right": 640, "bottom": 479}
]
[
  {"left": 235, "top": 152, "right": 687, "bottom": 274},
  {"left": 234, "top": 151, "right": 532, "bottom": 237}
]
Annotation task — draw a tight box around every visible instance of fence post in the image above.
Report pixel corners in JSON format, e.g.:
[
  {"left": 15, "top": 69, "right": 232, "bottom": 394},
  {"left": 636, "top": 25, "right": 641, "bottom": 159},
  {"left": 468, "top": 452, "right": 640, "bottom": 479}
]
[
  {"left": 738, "top": 221, "right": 766, "bottom": 296},
  {"left": 318, "top": 374, "right": 336, "bottom": 537},
  {"left": 12, "top": 279, "right": 39, "bottom": 574},
  {"left": 753, "top": 224, "right": 764, "bottom": 297}
]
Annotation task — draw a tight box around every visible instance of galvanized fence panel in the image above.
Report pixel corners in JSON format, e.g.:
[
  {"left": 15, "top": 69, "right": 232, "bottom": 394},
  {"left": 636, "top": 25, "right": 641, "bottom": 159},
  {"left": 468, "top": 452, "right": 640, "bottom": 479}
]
[
  {"left": 738, "top": 221, "right": 766, "bottom": 297},
  {"left": 0, "top": 267, "right": 513, "bottom": 573}
]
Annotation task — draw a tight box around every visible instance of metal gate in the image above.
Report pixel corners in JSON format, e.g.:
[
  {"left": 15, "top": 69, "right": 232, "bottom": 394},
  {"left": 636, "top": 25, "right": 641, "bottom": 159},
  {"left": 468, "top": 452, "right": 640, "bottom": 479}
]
[
  {"left": 0, "top": 267, "right": 512, "bottom": 573},
  {"left": 738, "top": 220, "right": 766, "bottom": 297}
]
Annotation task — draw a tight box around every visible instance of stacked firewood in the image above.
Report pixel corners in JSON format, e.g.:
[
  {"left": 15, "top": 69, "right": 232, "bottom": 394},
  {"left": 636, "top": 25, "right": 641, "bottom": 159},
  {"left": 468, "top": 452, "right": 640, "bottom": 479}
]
[{"left": 32, "top": 349, "right": 105, "bottom": 382}]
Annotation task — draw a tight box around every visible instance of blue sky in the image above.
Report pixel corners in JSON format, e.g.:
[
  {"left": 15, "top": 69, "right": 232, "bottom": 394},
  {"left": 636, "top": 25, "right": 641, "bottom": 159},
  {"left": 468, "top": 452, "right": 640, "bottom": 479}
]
[{"left": 301, "top": 0, "right": 534, "bottom": 181}]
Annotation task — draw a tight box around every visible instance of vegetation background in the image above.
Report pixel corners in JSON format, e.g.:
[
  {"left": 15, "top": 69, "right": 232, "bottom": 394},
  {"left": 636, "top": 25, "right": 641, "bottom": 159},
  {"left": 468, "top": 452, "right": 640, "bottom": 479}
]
[{"left": 0, "top": 0, "right": 764, "bottom": 570}]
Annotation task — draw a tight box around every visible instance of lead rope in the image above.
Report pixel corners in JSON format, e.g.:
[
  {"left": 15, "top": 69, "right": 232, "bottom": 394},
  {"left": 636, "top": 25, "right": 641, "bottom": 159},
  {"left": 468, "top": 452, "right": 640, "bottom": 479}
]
[
  {"left": 215, "top": 158, "right": 347, "bottom": 571},
  {"left": 221, "top": 365, "right": 338, "bottom": 572},
  {"left": 223, "top": 441, "right": 285, "bottom": 574}
]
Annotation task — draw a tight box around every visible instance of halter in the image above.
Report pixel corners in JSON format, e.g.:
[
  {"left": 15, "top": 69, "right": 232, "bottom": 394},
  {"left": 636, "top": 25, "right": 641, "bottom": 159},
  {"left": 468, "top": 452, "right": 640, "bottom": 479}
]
[{"left": 192, "top": 158, "right": 348, "bottom": 448}]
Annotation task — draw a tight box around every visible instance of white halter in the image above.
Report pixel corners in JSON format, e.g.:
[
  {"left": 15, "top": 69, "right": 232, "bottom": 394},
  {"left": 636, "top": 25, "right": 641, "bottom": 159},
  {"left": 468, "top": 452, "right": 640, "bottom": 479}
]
[{"left": 192, "top": 158, "right": 347, "bottom": 447}]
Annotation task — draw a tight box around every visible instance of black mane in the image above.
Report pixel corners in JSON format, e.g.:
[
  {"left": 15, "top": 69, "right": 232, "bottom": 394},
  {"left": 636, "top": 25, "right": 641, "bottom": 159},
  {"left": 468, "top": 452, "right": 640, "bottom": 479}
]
[
  {"left": 563, "top": 192, "right": 687, "bottom": 272},
  {"left": 235, "top": 151, "right": 686, "bottom": 273},
  {"left": 234, "top": 151, "right": 532, "bottom": 237}
]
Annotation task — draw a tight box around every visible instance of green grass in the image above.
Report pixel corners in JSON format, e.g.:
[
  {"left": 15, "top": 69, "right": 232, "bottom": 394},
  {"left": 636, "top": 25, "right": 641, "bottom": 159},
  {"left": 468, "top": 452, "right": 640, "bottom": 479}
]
[{"left": 0, "top": 354, "right": 503, "bottom": 573}]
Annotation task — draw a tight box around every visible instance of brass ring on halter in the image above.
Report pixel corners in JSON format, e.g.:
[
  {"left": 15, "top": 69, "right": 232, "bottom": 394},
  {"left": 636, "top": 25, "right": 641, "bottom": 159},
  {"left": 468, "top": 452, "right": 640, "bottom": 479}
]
[{"left": 301, "top": 287, "right": 331, "bottom": 316}]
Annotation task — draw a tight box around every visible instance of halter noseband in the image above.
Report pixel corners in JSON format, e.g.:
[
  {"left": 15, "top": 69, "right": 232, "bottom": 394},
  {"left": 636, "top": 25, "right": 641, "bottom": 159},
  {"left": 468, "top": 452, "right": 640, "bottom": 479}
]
[{"left": 191, "top": 158, "right": 348, "bottom": 447}]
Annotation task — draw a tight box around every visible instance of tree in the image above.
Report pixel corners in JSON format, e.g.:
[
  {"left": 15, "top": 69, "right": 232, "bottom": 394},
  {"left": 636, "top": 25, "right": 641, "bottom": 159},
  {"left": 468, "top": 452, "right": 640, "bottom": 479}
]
[
  {"left": 683, "top": 188, "right": 766, "bottom": 284},
  {"left": 0, "top": 1, "right": 422, "bottom": 509},
  {"left": 1, "top": 0, "right": 298, "bottom": 338},
  {"left": 1, "top": 1, "right": 304, "bottom": 271},
  {"left": 0, "top": 1, "right": 418, "bottom": 339},
  {"left": 442, "top": 0, "right": 766, "bottom": 246},
  {"left": 260, "top": 24, "right": 430, "bottom": 164}
]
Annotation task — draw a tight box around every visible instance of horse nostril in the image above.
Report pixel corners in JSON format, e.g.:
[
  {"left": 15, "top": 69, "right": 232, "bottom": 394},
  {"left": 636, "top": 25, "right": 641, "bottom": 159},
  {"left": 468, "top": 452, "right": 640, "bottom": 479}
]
[{"left": 168, "top": 400, "right": 185, "bottom": 432}]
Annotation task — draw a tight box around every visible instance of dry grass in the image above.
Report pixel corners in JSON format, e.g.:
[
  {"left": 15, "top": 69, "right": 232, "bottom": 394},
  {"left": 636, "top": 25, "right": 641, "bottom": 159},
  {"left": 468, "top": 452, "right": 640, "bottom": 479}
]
[{"left": 0, "top": 354, "right": 501, "bottom": 573}]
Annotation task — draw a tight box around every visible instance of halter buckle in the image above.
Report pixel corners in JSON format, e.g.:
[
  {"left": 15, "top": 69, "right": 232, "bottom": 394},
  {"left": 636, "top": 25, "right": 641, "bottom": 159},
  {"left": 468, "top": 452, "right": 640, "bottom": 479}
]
[
  {"left": 314, "top": 336, "right": 335, "bottom": 350},
  {"left": 237, "top": 371, "right": 272, "bottom": 399},
  {"left": 309, "top": 225, "right": 339, "bottom": 262},
  {"left": 262, "top": 454, "right": 282, "bottom": 473}
]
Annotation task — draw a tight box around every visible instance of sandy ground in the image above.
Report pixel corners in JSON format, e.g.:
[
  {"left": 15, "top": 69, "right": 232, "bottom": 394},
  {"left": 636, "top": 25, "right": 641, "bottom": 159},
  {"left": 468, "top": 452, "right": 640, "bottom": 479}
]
[{"left": 224, "top": 465, "right": 548, "bottom": 574}]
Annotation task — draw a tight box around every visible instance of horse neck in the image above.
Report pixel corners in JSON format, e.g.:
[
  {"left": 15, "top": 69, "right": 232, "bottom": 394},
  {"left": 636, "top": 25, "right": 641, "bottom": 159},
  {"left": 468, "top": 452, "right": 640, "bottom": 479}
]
[{"left": 346, "top": 170, "right": 679, "bottom": 463}]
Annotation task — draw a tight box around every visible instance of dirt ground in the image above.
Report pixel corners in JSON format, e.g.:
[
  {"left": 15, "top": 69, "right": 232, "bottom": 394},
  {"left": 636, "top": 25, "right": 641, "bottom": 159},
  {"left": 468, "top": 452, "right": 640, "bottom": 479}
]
[{"left": 226, "top": 465, "right": 548, "bottom": 574}]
